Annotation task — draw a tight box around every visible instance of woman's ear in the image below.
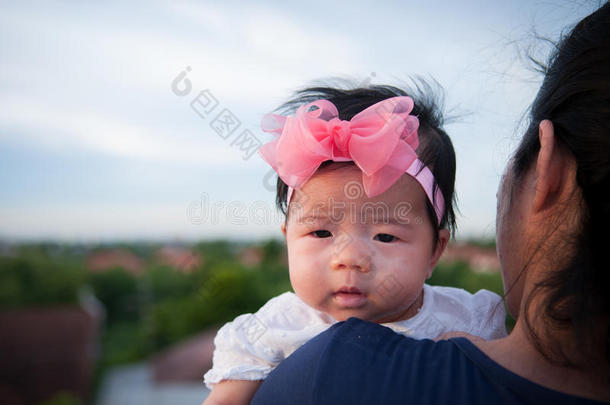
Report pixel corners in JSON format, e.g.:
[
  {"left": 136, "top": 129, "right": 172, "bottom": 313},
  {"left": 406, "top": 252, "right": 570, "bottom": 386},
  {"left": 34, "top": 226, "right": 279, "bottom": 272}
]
[
  {"left": 532, "top": 120, "right": 576, "bottom": 214},
  {"left": 533, "top": 120, "right": 558, "bottom": 212},
  {"left": 281, "top": 222, "right": 287, "bottom": 237},
  {"left": 427, "top": 229, "right": 449, "bottom": 278}
]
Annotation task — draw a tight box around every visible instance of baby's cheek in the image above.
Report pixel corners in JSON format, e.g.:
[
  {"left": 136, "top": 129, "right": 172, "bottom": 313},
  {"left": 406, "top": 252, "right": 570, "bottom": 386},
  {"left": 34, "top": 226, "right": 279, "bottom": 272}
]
[
  {"left": 288, "top": 268, "right": 309, "bottom": 299},
  {"left": 376, "top": 256, "right": 405, "bottom": 274},
  {"left": 382, "top": 260, "right": 422, "bottom": 287},
  {"left": 310, "top": 257, "right": 326, "bottom": 271},
  {"left": 288, "top": 256, "right": 319, "bottom": 289}
]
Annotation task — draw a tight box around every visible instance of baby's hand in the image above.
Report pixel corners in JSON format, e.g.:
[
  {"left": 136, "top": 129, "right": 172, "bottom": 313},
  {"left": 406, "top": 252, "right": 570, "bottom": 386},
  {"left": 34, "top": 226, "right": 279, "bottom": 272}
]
[
  {"left": 435, "top": 331, "right": 486, "bottom": 343},
  {"left": 202, "top": 379, "right": 263, "bottom": 405}
]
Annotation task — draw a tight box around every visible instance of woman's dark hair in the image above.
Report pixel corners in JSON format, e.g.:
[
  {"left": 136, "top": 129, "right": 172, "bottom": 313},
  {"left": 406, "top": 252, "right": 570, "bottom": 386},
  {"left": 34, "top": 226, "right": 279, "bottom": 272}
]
[
  {"left": 511, "top": 3, "right": 610, "bottom": 365},
  {"left": 273, "top": 80, "right": 457, "bottom": 242}
]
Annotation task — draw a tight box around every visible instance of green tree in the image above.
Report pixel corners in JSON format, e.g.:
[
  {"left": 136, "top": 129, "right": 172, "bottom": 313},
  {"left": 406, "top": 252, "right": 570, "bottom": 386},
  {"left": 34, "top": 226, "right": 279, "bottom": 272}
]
[
  {"left": 0, "top": 256, "right": 85, "bottom": 308},
  {"left": 88, "top": 268, "right": 138, "bottom": 323}
]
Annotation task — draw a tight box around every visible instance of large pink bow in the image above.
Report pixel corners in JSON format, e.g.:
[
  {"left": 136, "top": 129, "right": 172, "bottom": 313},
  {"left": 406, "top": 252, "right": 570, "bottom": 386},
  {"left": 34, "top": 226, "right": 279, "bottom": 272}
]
[{"left": 259, "top": 96, "right": 421, "bottom": 198}]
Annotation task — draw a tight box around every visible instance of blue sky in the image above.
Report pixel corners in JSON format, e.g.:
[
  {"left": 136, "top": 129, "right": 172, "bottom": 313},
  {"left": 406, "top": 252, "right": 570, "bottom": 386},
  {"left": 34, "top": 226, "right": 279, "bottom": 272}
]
[{"left": 0, "top": 0, "right": 600, "bottom": 242}]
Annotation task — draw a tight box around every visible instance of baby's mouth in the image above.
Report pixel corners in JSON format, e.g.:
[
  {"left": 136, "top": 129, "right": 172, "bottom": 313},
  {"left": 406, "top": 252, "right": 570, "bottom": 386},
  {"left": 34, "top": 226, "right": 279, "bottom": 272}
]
[
  {"left": 334, "top": 286, "right": 363, "bottom": 294},
  {"left": 333, "top": 286, "right": 367, "bottom": 307}
]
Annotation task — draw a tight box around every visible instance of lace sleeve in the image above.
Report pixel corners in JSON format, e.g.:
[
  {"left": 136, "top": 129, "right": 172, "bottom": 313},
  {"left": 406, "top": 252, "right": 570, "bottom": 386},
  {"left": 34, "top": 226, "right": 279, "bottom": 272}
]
[
  {"left": 203, "top": 313, "right": 280, "bottom": 389},
  {"left": 203, "top": 292, "right": 335, "bottom": 390},
  {"left": 470, "top": 289, "right": 508, "bottom": 340}
]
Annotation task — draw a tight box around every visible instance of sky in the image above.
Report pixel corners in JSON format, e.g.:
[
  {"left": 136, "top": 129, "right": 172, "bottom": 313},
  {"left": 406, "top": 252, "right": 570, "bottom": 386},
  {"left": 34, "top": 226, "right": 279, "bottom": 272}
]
[{"left": 0, "top": 0, "right": 601, "bottom": 243}]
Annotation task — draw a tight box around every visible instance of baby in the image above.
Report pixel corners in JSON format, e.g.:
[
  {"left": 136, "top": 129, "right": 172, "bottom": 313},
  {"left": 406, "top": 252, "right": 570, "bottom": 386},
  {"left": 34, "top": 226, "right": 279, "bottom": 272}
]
[{"left": 202, "top": 84, "right": 506, "bottom": 405}]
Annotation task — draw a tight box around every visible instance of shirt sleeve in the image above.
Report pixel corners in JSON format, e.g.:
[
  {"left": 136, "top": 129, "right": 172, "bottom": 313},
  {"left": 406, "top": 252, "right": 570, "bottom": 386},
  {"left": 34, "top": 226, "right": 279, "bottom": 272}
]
[
  {"left": 203, "top": 312, "right": 278, "bottom": 389},
  {"left": 418, "top": 285, "right": 507, "bottom": 340},
  {"left": 203, "top": 292, "right": 334, "bottom": 389},
  {"left": 469, "top": 289, "right": 507, "bottom": 340}
]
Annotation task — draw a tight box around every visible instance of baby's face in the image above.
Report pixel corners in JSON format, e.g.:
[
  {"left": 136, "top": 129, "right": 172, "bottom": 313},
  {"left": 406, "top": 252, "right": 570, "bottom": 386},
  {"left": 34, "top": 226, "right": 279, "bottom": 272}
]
[{"left": 282, "top": 164, "right": 447, "bottom": 323}]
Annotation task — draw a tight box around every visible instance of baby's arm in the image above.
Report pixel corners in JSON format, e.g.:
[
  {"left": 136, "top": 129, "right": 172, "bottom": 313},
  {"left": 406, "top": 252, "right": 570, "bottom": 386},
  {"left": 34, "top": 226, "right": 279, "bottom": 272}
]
[{"left": 202, "top": 379, "right": 262, "bottom": 405}]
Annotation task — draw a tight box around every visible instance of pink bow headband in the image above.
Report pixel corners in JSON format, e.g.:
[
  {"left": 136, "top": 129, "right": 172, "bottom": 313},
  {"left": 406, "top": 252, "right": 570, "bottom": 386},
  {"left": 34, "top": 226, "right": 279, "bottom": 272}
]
[{"left": 258, "top": 96, "right": 445, "bottom": 224}]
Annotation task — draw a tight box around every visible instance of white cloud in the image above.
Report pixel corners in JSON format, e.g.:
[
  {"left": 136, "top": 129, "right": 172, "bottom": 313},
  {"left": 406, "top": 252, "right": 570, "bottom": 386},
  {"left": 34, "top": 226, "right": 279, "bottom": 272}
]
[
  {"left": 0, "top": 96, "right": 243, "bottom": 165},
  {"left": 1, "top": 2, "right": 363, "bottom": 101}
]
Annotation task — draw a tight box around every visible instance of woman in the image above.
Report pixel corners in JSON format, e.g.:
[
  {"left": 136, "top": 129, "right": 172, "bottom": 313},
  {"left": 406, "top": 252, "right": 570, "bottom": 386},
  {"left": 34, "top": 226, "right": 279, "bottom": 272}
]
[{"left": 250, "top": 3, "right": 610, "bottom": 403}]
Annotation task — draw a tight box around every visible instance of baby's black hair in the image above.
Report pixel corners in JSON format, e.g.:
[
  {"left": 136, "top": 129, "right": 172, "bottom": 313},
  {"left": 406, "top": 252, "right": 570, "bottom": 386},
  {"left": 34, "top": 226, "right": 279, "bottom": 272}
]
[{"left": 273, "top": 80, "right": 457, "bottom": 241}]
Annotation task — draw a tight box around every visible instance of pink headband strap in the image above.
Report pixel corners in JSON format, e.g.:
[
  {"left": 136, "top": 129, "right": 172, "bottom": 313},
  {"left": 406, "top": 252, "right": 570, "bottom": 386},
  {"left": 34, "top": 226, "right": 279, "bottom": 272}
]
[{"left": 259, "top": 96, "right": 445, "bottom": 225}]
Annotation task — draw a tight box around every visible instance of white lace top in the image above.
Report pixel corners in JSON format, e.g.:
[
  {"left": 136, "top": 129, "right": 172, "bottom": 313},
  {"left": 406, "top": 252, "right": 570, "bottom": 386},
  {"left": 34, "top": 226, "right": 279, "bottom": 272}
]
[{"left": 204, "top": 284, "right": 506, "bottom": 389}]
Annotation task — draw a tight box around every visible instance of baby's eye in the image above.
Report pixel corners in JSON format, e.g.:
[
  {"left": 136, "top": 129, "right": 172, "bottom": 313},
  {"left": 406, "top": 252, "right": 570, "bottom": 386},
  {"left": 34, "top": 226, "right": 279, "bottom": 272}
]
[
  {"left": 374, "top": 233, "right": 397, "bottom": 243},
  {"left": 311, "top": 230, "right": 332, "bottom": 238}
]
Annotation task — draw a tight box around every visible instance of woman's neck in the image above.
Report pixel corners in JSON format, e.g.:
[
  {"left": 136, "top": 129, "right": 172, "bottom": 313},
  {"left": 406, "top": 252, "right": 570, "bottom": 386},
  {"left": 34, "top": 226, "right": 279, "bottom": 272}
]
[{"left": 474, "top": 319, "right": 610, "bottom": 402}]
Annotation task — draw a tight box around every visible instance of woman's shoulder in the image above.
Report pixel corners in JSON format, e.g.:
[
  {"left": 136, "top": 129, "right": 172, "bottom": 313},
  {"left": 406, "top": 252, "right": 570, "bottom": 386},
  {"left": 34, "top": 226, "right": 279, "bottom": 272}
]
[
  {"left": 252, "top": 318, "right": 461, "bottom": 404},
  {"left": 252, "top": 318, "right": 607, "bottom": 405}
]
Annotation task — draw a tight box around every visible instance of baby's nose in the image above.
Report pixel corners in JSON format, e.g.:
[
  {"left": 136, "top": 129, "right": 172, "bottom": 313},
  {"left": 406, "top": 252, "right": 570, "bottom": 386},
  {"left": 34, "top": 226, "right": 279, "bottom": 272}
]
[
  {"left": 330, "top": 236, "right": 373, "bottom": 273},
  {"left": 331, "top": 259, "right": 371, "bottom": 273}
]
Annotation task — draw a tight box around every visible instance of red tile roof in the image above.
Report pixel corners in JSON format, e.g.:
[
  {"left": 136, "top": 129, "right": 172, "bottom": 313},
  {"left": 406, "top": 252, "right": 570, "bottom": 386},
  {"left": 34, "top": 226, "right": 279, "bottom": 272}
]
[
  {"left": 155, "top": 247, "right": 202, "bottom": 273},
  {"left": 86, "top": 249, "right": 144, "bottom": 276},
  {"left": 152, "top": 327, "right": 218, "bottom": 383}
]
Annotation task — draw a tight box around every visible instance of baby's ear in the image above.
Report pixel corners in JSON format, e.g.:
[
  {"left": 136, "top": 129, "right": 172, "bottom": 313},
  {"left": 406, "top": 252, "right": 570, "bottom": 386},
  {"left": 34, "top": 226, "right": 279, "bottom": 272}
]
[{"left": 427, "top": 229, "right": 449, "bottom": 278}]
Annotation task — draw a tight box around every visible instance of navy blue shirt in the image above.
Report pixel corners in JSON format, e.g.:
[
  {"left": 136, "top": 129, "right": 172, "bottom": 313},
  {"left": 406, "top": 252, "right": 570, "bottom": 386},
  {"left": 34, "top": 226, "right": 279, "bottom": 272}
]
[{"left": 251, "top": 317, "right": 607, "bottom": 404}]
